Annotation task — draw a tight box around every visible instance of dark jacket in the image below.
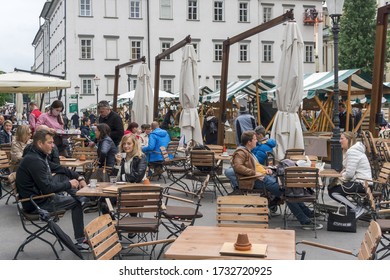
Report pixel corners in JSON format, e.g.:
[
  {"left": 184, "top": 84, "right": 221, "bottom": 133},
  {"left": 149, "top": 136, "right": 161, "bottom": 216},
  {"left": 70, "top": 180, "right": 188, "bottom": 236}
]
[
  {"left": 98, "top": 111, "right": 124, "bottom": 146},
  {"left": 97, "top": 135, "right": 118, "bottom": 168},
  {"left": 202, "top": 116, "right": 218, "bottom": 145},
  {"left": 23, "top": 143, "right": 60, "bottom": 165},
  {"left": 0, "top": 130, "right": 12, "bottom": 144},
  {"left": 112, "top": 154, "right": 147, "bottom": 183},
  {"left": 16, "top": 146, "right": 72, "bottom": 212},
  {"left": 80, "top": 125, "right": 91, "bottom": 142},
  {"left": 142, "top": 128, "right": 171, "bottom": 162}
]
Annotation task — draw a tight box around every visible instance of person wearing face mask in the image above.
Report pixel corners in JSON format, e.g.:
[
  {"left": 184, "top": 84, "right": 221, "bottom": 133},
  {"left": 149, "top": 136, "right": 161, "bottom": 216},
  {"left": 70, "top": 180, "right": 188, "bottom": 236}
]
[{"left": 36, "top": 100, "right": 67, "bottom": 155}]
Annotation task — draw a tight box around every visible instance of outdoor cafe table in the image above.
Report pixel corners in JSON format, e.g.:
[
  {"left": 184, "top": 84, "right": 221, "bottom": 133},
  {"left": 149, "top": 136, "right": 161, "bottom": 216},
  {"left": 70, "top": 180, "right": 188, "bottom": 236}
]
[
  {"left": 317, "top": 169, "right": 342, "bottom": 212},
  {"left": 164, "top": 226, "right": 296, "bottom": 260},
  {"left": 76, "top": 182, "right": 162, "bottom": 198},
  {"left": 60, "top": 158, "right": 94, "bottom": 169}
]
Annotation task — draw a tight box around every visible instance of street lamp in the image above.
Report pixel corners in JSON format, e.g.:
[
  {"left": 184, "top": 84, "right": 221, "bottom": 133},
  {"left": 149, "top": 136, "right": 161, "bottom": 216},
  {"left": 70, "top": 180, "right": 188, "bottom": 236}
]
[
  {"left": 125, "top": 65, "right": 133, "bottom": 115},
  {"left": 74, "top": 85, "right": 80, "bottom": 115},
  {"left": 93, "top": 75, "right": 100, "bottom": 106},
  {"left": 326, "top": 0, "right": 345, "bottom": 171}
]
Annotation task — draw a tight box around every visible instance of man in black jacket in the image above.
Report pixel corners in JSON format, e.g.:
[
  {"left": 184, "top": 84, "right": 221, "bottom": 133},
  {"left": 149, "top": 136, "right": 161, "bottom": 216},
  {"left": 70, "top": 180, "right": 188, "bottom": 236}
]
[
  {"left": 97, "top": 100, "right": 124, "bottom": 146},
  {"left": 16, "top": 129, "right": 88, "bottom": 249}
]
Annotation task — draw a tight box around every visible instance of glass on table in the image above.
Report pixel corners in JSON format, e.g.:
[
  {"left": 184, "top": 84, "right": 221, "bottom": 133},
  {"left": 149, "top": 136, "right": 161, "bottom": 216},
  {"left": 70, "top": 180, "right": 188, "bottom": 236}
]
[
  {"left": 110, "top": 176, "right": 117, "bottom": 185},
  {"left": 89, "top": 179, "right": 97, "bottom": 188}
]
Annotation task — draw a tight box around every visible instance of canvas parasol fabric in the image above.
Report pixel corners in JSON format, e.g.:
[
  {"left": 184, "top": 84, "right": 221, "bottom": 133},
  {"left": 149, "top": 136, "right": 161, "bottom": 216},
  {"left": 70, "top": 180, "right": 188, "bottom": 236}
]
[
  {"left": 271, "top": 21, "right": 305, "bottom": 160},
  {"left": 15, "top": 93, "right": 23, "bottom": 121},
  {"left": 119, "top": 89, "right": 174, "bottom": 100},
  {"left": 179, "top": 44, "right": 203, "bottom": 145},
  {"left": 131, "top": 63, "right": 154, "bottom": 125},
  {"left": 0, "top": 71, "right": 71, "bottom": 93}
]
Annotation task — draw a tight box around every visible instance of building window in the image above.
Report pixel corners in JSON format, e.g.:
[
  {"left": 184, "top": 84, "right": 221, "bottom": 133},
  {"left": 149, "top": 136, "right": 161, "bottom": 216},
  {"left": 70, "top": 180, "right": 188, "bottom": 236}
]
[
  {"left": 105, "top": 37, "right": 118, "bottom": 60},
  {"left": 263, "top": 6, "right": 272, "bottom": 23},
  {"left": 305, "top": 43, "right": 315, "bottom": 63},
  {"left": 188, "top": 0, "right": 198, "bottom": 20},
  {"left": 238, "top": 2, "right": 249, "bottom": 22},
  {"left": 214, "top": 1, "right": 224, "bottom": 21},
  {"left": 162, "top": 79, "right": 173, "bottom": 93},
  {"left": 160, "top": 0, "right": 172, "bottom": 19},
  {"left": 81, "top": 78, "right": 93, "bottom": 94},
  {"left": 130, "top": 0, "right": 141, "bottom": 18},
  {"left": 161, "top": 41, "right": 172, "bottom": 60},
  {"left": 215, "top": 79, "right": 221, "bottom": 90},
  {"left": 239, "top": 43, "right": 249, "bottom": 62},
  {"left": 192, "top": 41, "right": 200, "bottom": 60},
  {"left": 214, "top": 43, "right": 223, "bottom": 61},
  {"left": 131, "top": 76, "right": 137, "bottom": 90},
  {"left": 105, "top": 0, "right": 117, "bottom": 17},
  {"left": 80, "top": 0, "right": 92, "bottom": 16},
  {"left": 80, "top": 38, "right": 93, "bottom": 59},
  {"left": 262, "top": 42, "right": 273, "bottom": 62},
  {"left": 130, "top": 40, "right": 142, "bottom": 59}
]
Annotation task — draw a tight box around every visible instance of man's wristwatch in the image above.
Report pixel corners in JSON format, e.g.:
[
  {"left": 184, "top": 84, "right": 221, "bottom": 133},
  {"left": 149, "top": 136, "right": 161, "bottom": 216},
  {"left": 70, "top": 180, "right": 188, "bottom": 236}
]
[{"left": 77, "top": 176, "right": 86, "bottom": 182}]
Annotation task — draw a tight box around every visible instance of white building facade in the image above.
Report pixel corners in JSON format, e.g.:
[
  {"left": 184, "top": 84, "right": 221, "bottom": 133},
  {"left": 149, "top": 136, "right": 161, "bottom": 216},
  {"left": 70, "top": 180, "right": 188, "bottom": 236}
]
[{"left": 32, "top": 0, "right": 324, "bottom": 114}]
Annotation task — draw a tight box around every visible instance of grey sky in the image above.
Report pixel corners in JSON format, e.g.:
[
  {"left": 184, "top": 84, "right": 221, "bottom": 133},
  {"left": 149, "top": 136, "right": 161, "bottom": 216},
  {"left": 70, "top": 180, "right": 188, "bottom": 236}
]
[{"left": 0, "top": 0, "right": 47, "bottom": 73}]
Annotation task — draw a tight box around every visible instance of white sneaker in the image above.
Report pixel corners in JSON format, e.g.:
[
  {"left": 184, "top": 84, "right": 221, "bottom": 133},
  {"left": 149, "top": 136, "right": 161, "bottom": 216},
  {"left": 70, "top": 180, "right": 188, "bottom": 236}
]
[
  {"left": 355, "top": 207, "right": 365, "bottom": 219},
  {"left": 301, "top": 222, "right": 324, "bottom": 230}
]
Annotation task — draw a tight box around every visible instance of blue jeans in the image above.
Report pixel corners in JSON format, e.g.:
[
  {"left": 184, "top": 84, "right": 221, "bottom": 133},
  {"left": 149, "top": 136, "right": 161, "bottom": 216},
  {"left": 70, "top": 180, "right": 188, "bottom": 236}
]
[
  {"left": 224, "top": 167, "right": 238, "bottom": 189},
  {"left": 287, "top": 202, "right": 312, "bottom": 225},
  {"left": 254, "top": 175, "right": 281, "bottom": 197}
]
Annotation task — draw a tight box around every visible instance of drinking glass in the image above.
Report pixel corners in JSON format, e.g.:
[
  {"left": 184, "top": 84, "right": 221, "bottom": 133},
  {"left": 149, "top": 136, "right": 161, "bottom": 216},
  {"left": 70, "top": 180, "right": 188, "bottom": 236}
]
[{"left": 89, "top": 179, "right": 97, "bottom": 188}]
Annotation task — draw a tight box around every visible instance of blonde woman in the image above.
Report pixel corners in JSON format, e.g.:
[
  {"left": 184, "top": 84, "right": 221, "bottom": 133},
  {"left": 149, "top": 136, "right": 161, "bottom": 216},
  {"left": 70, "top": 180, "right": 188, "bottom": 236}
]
[
  {"left": 113, "top": 134, "right": 147, "bottom": 183},
  {"left": 328, "top": 131, "right": 372, "bottom": 218},
  {"left": 10, "top": 125, "right": 32, "bottom": 171}
]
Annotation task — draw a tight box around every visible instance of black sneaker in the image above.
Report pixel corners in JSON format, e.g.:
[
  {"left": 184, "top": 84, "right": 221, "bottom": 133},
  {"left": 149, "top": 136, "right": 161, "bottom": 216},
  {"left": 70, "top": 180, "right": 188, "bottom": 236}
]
[
  {"left": 227, "top": 189, "right": 241, "bottom": 195},
  {"left": 128, "top": 233, "right": 137, "bottom": 239}
]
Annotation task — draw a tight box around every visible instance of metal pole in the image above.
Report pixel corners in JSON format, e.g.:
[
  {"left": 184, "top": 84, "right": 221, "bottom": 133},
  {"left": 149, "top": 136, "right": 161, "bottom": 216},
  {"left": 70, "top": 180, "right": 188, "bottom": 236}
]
[
  {"left": 127, "top": 75, "right": 131, "bottom": 115},
  {"left": 330, "top": 15, "right": 342, "bottom": 171},
  {"left": 96, "top": 86, "right": 99, "bottom": 106}
]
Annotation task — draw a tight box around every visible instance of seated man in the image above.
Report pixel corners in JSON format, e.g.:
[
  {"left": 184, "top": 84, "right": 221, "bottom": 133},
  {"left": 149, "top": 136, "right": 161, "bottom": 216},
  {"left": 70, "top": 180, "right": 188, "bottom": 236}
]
[
  {"left": 225, "top": 130, "right": 322, "bottom": 230},
  {"left": 142, "top": 121, "right": 171, "bottom": 176},
  {"left": 15, "top": 129, "right": 89, "bottom": 250},
  {"left": 252, "top": 125, "right": 276, "bottom": 165}
]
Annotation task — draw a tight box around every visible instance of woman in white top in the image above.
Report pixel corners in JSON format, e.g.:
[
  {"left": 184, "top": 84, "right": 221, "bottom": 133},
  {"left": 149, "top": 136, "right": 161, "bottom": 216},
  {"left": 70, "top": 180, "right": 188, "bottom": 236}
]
[{"left": 328, "top": 131, "right": 372, "bottom": 218}]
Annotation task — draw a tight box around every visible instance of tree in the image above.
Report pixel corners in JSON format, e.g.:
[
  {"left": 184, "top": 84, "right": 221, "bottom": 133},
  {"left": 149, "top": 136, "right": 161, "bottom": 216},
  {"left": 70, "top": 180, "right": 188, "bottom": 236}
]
[
  {"left": 339, "top": 0, "right": 377, "bottom": 76},
  {"left": 0, "top": 71, "right": 14, "bottom": 106}
]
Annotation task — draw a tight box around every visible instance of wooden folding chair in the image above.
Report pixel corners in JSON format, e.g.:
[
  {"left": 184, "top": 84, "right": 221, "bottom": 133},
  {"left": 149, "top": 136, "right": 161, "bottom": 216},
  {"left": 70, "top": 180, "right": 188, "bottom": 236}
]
[
  {"left": 217, "top": 195, "right": 269, "bottom": 228},
  {"left": 160, "top": 146, "right": 190, "bottom": 191},
  {"left": 283, "top": 166, "right": 320, "bottom": 238},
  {"left": 297, "top": 221, "right": 382, "bottom": 260},
  {"left": 0, "top": 150, "right": 13, "bottom": 204},
  {"left": 189, "top": 149, "right": 228, "bottom": 198},
  {"left": 84, "top": 214, "right": 175, "bottom": 260},
  {"left": 161, "top": 175, "right": 209, "bottom": 238},
  {"left": 363, "top": 182, "right": 390, "bottom": 259},
  {"left": 284, "top": 148, "right": 305, "bottom": 159}
]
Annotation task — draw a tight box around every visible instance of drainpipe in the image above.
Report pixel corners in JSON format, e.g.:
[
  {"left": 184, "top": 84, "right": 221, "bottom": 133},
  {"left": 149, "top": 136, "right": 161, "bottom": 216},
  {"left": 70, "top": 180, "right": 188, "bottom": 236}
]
[{"left": 147, "top": 0, "right": 151, "bottom": 66}]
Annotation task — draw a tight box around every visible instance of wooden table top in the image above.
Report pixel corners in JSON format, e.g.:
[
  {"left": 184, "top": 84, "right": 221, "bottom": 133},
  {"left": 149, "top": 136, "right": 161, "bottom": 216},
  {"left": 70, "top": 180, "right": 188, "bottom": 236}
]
[
  {"left": 76, "top": 182, "right": 162, "bottom": 197},
  {"left": 319, "top": 169, "right": 342, "bottom": 178},
  {"left": 214, "top": 153, "right": 232, "bottom": 161},
  {"left": 60, "top": 159, "right": 94, "bottom": 168},
  {"left": 164, "top": 226, "right": 296, "bottom": 260}
]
